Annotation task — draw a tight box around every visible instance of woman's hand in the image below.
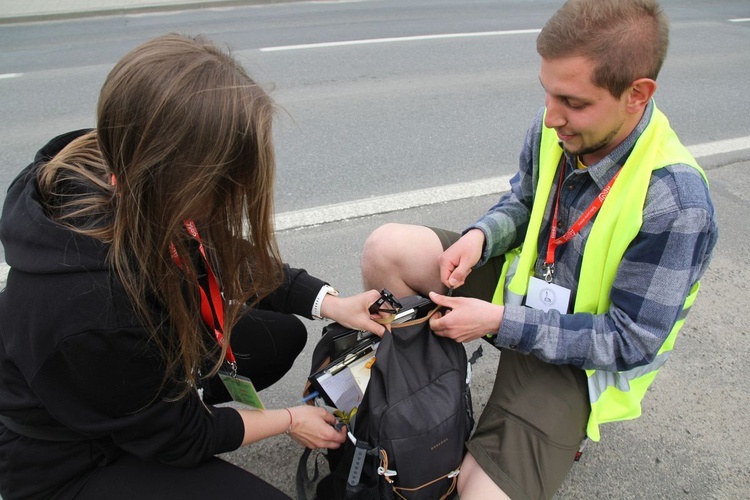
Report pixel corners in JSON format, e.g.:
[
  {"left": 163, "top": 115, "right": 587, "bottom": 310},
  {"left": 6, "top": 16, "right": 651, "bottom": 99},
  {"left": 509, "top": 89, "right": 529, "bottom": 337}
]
[
  {"left": 239, "top": 406, "right": 346, "bottom": 448},
  {"left": 286, "top": 405, "right": 347, "bottom": 449},
  {"left": 319, "top": 289, "right": 389, "bottom": 336}
]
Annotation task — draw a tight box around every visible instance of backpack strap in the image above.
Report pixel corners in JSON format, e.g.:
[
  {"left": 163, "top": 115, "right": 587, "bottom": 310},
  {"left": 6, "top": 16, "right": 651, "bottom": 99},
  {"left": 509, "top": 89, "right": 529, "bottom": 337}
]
[
  {"left": 346, "top": 438, "right": 373, "bottom": 489},
  {"left": 296, "top": 447, "right": 313, "bottom": 500},
  {"left": 378, "top": 448, "right": 460, "bottom": 500}
]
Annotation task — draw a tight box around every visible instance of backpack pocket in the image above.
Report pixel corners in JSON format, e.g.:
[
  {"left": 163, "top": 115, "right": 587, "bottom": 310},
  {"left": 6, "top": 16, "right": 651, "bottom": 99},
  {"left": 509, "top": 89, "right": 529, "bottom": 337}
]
[{"left": 378, "top": 370, "right": 469, "bottom": 499}]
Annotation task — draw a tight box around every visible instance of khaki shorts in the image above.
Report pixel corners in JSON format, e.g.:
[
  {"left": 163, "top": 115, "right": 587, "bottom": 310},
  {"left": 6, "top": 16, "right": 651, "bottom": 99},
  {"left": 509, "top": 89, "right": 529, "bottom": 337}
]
[{"left": 431, "top": 227, "right": 589, "bottom": 500}]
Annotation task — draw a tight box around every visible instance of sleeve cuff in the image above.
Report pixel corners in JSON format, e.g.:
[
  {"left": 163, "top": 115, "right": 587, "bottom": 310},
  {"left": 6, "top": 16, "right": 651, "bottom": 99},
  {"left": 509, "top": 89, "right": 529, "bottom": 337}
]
[
  {"left": 286, "top": 270, "right": 327, "bottom": 318},
  {"left": 494, "top": 305, "right": 536, "bottom": 353},
  {"left": 211, "top": 406, "right": 246, "bottom": 454},
  {"left": 462, "top": 225, "right": 492, "bottom": 268}
]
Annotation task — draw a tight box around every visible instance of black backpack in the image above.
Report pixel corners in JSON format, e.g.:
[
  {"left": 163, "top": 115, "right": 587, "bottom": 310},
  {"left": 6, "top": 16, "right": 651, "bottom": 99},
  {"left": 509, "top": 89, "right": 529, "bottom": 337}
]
[{"left": 298, "top": 295, "right": 475, "bottom": 500}]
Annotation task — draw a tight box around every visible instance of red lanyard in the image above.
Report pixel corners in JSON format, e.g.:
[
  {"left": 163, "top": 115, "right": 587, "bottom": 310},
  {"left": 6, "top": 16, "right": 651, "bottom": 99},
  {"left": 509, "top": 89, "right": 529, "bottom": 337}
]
[
  {"left": 170, "top": 221, "right": 236, "bottom": 367},
  {"left": 544, "top": 157, "right": 620, "bottom": 282}
]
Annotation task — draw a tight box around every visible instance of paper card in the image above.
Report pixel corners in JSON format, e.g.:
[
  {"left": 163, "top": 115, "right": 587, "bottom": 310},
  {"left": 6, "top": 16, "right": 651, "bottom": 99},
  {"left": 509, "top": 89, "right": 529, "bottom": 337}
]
[
  {"left": 219, "top": 373, "right": 264, "bottom": 410},
  {"left": 525, "top": 276, "right": 571, "bottom": 314},
  {"left": 316, "top": 369, "right": 363, "bottom": 415},
  {"left": 309, "top": 341, "right": 379, "bottom": 412}
]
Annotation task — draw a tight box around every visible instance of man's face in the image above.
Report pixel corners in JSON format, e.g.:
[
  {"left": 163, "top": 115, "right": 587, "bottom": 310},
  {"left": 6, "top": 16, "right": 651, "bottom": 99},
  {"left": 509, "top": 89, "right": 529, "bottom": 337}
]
[{"left": 539, "top": 55, "right": 633, "bottom": 165}]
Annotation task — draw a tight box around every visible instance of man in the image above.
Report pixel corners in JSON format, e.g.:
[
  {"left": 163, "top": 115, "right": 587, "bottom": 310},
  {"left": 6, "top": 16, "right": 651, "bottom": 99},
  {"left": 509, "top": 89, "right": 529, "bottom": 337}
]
[{"left": 360, "top": 0, "right": 718, "bottom": 498}]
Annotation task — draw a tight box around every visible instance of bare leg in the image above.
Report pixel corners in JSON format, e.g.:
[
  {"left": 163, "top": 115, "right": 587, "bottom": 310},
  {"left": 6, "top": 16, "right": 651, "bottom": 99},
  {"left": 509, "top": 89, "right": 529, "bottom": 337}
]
[
  {"left": 361, "top": 223, "right": 447, "bottom": 297},
  {"left": 457, "top": 452, "right": 511, "bottom": 500}
]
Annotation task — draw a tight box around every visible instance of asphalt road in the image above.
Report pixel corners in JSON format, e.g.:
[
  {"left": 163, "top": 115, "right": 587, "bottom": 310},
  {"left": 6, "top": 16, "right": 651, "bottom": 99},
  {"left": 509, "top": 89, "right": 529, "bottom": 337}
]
[
  {"left": 2, "top": 0, "right": 750, "bottom": 216},
  {"left": 1, "top": 1, "right": 749, "bottom": 498}
]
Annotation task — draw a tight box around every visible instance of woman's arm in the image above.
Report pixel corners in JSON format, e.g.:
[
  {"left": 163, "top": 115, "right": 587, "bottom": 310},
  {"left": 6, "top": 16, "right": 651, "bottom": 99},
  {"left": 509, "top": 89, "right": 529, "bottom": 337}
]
[{"left": 238, "top": 405, "right": 347, "bottom": 449}]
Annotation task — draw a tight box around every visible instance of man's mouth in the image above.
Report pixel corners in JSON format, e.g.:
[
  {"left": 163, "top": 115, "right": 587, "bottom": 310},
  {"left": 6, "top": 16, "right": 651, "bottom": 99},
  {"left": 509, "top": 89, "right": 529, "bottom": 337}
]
[{"left": 556, "top": 131, "right": 576, "bottom": 142}]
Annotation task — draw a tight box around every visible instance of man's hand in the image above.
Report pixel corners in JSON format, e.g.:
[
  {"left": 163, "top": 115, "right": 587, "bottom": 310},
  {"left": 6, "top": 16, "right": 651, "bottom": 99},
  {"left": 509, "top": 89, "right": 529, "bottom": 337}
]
[
  {"left": 439, "top": 229, "right": 485, "bottom": 289},
  {"left": 428, "top": 291, "right": 503, "bottom": 343}
]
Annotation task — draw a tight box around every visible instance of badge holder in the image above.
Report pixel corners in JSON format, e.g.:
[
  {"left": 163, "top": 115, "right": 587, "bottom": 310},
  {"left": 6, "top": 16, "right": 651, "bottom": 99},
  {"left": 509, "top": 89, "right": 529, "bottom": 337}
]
[{"left": 219, "top": 366, "right": 265, "bottom": 410}]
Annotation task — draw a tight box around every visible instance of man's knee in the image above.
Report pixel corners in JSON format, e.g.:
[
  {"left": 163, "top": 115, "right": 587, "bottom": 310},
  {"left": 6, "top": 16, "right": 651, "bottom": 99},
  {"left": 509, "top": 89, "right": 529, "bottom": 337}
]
[
  {"left": 361, "top": 223, "right": 412, "bottom": 275},
  {"left": 363, "top": 222, "right": 404, "bottom": 257},
  {"left": 361, "top": 223, "right": 445, "bottom": 295}
]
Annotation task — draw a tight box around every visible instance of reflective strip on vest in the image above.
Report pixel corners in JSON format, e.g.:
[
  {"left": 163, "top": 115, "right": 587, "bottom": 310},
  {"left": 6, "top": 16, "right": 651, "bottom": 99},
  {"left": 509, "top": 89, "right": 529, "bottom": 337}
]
[
  {"left": 503, "top": 253, "right": 523, "bottom": 306},
  {"left": 588, "top": 351, "right": 671, "bottom": 400}
]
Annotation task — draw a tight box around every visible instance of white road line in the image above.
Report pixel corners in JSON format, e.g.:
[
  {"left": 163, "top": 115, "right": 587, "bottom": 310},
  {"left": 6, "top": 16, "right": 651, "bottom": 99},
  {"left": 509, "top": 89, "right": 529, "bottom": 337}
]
[
  {"left": 274, "top": 135, "right": 750, "bottom": 231},
  {"left": 729, "top": 18, "right": 750, "bottom": 22},
  {"left": 688, "top": 136, "right": 750, "bottom": 158},
  {"left": 275, "top": 175, "right": 514, "bottom": 231},
  {"left": 260, "top": 29, "right": 541, "bottom": 52},
  {"left": 0, "top": 73, "right": 23, "bottom": 79}
]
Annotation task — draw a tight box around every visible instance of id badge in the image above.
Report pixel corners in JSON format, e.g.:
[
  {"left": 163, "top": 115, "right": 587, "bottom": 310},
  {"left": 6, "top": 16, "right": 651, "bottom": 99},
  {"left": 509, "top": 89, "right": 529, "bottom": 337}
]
[
  {"left": 525, "top": 276, "right": 571, "bottom": 314},
  {"left": 218, "top": 372, "right": 264, "bottom": 410}
]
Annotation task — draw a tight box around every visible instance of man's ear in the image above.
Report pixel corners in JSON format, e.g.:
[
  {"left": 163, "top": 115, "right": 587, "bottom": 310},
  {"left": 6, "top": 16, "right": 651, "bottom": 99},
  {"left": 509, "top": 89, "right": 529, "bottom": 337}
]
[{"left": 626, "top": 78, "right": 657, "bottom": 113}]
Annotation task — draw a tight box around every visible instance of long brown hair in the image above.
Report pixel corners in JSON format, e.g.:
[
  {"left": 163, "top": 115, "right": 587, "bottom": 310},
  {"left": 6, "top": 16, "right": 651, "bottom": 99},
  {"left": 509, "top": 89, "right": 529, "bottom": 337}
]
[
  {"left": 536, "top": 0, "right": 669, "bottom": 97},
  {"left": 38, "top": 33, "right": 283, "bottom": 397}
]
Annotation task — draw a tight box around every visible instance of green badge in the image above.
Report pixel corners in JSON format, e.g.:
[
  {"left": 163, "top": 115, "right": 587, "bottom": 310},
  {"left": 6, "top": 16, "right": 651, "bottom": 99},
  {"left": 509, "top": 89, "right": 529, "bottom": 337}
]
[{"left": 218, "top": 372, "right": 264, "bottom": 410}]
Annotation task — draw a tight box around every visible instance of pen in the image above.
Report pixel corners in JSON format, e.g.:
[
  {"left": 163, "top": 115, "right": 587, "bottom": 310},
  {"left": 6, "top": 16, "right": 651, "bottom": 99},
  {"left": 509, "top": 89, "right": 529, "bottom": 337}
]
[{"left": 301, "top": 391, "right": 319, "bottom": 403}]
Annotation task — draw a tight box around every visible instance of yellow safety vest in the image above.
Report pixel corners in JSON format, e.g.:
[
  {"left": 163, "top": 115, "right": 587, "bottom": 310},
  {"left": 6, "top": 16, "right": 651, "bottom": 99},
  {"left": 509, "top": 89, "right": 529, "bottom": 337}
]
[{"left": 491, "top": 105, "right": 707, "bottom": 441}]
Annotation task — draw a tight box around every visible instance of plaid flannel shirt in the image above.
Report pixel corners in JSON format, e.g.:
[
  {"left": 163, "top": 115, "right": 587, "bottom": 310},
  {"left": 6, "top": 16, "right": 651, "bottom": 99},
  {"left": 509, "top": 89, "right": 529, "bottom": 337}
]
[{"left": 469, "top": 101, "right": 718, "bottom": 372}]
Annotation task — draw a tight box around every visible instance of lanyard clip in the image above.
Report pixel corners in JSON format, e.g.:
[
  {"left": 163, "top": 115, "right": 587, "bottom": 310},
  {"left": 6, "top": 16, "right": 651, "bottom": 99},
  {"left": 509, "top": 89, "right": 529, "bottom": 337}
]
[{"left": 543, "top": 263, "right": 555, "bottom": 283}]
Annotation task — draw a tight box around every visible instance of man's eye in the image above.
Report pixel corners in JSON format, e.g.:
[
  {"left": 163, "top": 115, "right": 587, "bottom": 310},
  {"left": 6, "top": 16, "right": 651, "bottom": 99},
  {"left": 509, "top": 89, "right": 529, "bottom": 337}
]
[{"left": 564, "top": 99, "right": 587, "bottom": 109}]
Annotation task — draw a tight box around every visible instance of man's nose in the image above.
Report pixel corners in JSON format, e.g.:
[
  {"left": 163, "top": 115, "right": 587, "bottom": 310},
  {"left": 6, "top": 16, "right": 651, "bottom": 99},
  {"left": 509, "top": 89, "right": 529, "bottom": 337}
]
[{"left": 544, "top": 97, "right": 565, "bottom": 129}]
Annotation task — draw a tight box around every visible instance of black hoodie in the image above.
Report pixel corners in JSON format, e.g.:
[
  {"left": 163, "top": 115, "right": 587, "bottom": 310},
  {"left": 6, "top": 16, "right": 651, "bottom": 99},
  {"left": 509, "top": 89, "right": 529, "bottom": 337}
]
[{"left": 0, "top": 131, "right": 325, "bottom": 499}]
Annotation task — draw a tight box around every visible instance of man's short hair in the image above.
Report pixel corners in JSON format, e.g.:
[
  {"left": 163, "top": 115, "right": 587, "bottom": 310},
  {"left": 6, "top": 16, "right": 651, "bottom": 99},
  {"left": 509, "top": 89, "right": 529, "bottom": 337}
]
[{"left": 536, "top": 0, "right": 669, "bottom": 97}]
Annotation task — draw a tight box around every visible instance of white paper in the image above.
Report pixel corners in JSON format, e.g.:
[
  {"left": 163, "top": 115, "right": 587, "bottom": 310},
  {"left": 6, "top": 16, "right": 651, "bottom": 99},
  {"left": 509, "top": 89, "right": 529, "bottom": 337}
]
[{"left": 316, "top": 369, "right": 363, "bottom": 414}]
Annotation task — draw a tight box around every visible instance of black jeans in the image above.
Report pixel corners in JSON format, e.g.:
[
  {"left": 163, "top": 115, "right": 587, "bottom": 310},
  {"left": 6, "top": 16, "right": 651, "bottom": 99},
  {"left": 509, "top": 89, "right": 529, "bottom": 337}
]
[
  {"left": 75, "top": 455, "right": 291, "bottom": 499},
  {"left": 203, "top": 307, "right": 308, "bottom": 404}
]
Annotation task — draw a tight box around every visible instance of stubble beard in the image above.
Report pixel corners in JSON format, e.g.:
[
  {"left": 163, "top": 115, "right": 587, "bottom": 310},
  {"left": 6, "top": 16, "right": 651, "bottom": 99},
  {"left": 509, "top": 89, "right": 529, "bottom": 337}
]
[{"left": 563, "top": 123, "right": 623, "bottom": 159}]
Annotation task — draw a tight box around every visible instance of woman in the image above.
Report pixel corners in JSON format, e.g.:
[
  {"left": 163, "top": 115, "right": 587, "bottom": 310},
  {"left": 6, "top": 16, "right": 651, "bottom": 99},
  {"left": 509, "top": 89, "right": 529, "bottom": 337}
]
[{"left": 0, "top": 33, "right": 386, "bottom": 499}]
